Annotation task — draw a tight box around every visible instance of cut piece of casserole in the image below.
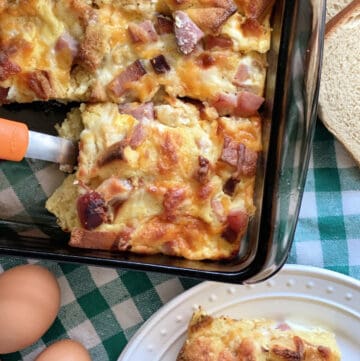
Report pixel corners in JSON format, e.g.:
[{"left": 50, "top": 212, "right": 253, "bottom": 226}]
[
  {"left": 177, "top": 308, "right": 341, "bottom": 361},
  {"left": 46, "top": 98, "right": 261, "bottom": 260},
  {"left": 0, "top": 0, "right": 271, "bottom": 107}
]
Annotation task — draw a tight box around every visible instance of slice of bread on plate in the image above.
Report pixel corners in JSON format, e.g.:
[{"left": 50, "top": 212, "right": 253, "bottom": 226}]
[
  {"left": 326, "top": 0, "right": 354, "bottom": 21},
  {"left": 318, "top": 0, "right": 360, "bottom": 165}
]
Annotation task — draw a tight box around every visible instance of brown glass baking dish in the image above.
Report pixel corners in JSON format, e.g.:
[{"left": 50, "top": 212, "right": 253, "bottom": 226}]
[{"left": 0, "top": 0, "right": 326, "bottom": 284}]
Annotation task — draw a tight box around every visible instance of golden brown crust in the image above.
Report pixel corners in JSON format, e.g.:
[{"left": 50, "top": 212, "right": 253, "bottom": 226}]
[
  {"left": 325, "top": 0, "right": 360, "bottom": 38},
  {"left": 68, "top": 0, "right": 97, "bottom": 28},
  {"left": 75, "top": 26, "right": 106, "bottom": 72},
  {"left": 24, "top": 70, "right": 55, "bottom": 100},
  {"left": 70, "top": 227, "right": 132, "bottom": 251},
  {"left": 235, "top": 0, "right": 275, "bottom": 21},
  {"left": 186, "top": 7, "right": 236, "bottom": 33},
  {"left": 177, "top": 310, "right": 341, "bottom": 361}
]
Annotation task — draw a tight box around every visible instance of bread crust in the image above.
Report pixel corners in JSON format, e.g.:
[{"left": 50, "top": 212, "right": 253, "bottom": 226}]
[
  {"left": 319, "top": 0, "right": 360, "bottom": 166},
  {"left": 325, "top": 0, "right": 360, "bottom": 37}
]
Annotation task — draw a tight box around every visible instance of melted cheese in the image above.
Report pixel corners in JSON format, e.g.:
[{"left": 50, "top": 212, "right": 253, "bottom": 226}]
[{"left": 222, "top": 13, "right": 272, "bottom": 53}]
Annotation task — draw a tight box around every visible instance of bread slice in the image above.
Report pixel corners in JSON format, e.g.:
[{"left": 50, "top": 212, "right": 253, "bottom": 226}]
[
  {"left": 318, "top": 0, "right": 360, "bottom": 165},
  {"left": 326, "top": 0, "right": 354, "bottom": 22}
]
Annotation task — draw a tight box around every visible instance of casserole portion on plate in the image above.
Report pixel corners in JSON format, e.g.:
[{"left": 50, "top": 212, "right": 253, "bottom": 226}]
[{"left": 177, "top": 308, "right": 341, "bottom": 361}]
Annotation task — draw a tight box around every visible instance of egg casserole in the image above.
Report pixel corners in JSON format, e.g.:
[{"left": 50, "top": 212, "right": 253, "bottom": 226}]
[
  {"left": 1, "top": 0, "right": 276, "bottom": 259},
  {"left": 0, "top": 0, "right": 271, "bottom": 105},
  {"left": 177, "top": 309, "right": 341, "bottom": 361},
  {"left": 46, "top": 98, "right": 261, "bottom": 259}
]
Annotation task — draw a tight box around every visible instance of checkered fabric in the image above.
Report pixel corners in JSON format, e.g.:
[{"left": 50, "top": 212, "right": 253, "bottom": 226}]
[
  {"left": 0, "top": 120, "right": 359, "bottom": 361},
  {"left": 288, "top": 121, "right": 360, "bottom": 279}
]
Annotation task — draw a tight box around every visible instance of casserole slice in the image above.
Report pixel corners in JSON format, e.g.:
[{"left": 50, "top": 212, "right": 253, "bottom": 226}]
[
  {"left": 177, "top": 308, "right": 341, "bottom": 361},
  {"left": 0, "top": 0, "right": 270, "bottom": 108},
  {"left": 46, "top": 98, "right": 261, "bottom": 260}
]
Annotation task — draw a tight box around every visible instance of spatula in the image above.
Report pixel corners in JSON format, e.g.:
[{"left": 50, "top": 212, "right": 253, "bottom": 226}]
[{"left": 0, "top": 118, "right": 78, "bottom": 165}]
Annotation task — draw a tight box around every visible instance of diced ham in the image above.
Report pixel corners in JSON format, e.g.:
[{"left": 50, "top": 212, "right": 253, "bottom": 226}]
[
  {"left": 129, "top": 122, "right": 146, "bottom": 149},
  {"left": 214, "top": 0, "right": 237, "bottom": 13},
  {"left": 241, "top": 18, "right": 264, "bottom": 37},
  {"left": 155, "top": 14, "right": 174, "bottom": 35},
  {"left": 55, "top": 32, "right": 79, "bottom": 58},
  {"left": 235, "top": 91, "right": 264, "bottom": 117},
  {"left": 173, "top": 11, "right": 204, "bottom": 55},
  {"left": 77, "top": 191, "right": 108, "bottom": 230},
  {"left": 196, "top": 53, "right": 216, "bottom": 68},
  {"left": 196, "top": 155, "right": 210, "bottom": 184},
  {"left": 108, "top": 60, "right": 147, "bottom": 97},
  {"left": 235, "top": 143, "right": 258, "bottom": 177},
  {"left": 163, "top": 188, "right": 186, "bottom": 220},
  {"left": 0, "top": 87, "right": 9, "bottom": 103},
  {"left": 119, "top": 102, "right": 154, "bottom": 122},
  {"left": 203, "top": 34, "right": 233, "bottom": 50},
  {"left": 227, "top": 209, "right": 248, "bottom": 233},
  {"left": 128, "top": 20, "right": 158, "bottom": 44},
  {"left": 221, "top": 136, "right": 258, "bottom": 177},
  {"left": 233, "top": 63, "right": 250, "bottom": 87},
  {"left": 213, "top": 91, "right": 263, "bottom": 117},
  {"left": 220, "top": 136, "right": 239, "bottom": 166},
  {"left": 0, "top": 51, "right": 21, "bottom": 81},
  {"left": 212, "top": 93, "right": 237, "bottom": 116},
  {"left": 276, "top": 322, "right": 291, "bottom": 331},
  {"left": 150, "top": 55, "right": 171, "bottom": 74}
]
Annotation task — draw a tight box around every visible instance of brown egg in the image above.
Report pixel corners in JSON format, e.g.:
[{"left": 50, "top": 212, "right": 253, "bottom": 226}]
[
  {"left": 35, "top": 339, "right": 92, "bottom": 361},
  {"left": 0, "top": 264, "right": 60, "bottom": 354}
]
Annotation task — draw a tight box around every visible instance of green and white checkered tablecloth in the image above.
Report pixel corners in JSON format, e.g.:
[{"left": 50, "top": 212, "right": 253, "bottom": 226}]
[{"left": 0, "top": 120, "right": 359, "bottom": 361}]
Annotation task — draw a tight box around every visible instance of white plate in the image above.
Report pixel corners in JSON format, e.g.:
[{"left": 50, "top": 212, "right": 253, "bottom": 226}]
[{"left": 118, "top": 265, "right": 360, "bottom": 360}]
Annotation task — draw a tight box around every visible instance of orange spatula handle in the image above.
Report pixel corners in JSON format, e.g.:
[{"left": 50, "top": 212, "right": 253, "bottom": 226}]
[{"left": 0, "top": 118, "right": 29, "bottom": 161}]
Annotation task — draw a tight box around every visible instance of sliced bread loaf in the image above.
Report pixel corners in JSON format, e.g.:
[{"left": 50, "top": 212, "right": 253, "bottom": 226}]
[
  {"left": 326, "top": 0, "right": 354, "bottom": 21},
  {"left": 318, "top": 0, "right": 360, "bottom": 165}
]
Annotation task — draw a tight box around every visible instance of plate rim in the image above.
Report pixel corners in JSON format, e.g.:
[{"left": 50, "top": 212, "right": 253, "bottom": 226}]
[{"left": 118, "top": 264, "right": 360, "bottom": 360}]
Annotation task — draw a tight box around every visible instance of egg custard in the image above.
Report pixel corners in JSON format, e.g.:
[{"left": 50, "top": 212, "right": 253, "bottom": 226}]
[
  {"left": 177, "top": 309, "right": 341, "bottom": 361},
  {"left": 2, "top": 0, "right": 276, "bottom": 260},
  {"left": 46, "top": 98, "right": 261, "bottom": 260}
]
